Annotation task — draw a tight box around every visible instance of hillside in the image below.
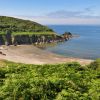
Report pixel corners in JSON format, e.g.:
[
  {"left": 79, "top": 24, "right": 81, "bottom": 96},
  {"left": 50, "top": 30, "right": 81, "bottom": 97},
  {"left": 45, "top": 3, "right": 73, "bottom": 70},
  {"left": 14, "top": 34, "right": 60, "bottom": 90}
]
[
  {"left": 0, "top": 16, "right": 54, "bottom": 34},
  {"left": 0, "top": 16, "right": 58, "bottom": 45},
  {"left": 0, "top": 16, "right": 72, "bottom": 45}
]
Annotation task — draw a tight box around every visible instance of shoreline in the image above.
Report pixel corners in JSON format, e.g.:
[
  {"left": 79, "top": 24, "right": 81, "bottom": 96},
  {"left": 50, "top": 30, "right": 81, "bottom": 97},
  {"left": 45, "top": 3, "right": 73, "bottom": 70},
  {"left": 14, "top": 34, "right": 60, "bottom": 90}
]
[{"left": 0, "top": 45, "right": 93, "bottom": 65}]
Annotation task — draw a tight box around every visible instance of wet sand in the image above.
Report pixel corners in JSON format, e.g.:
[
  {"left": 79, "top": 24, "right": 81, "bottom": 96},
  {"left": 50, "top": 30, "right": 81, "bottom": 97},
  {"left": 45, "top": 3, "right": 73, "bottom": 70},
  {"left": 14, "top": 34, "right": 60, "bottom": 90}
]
[{"left": 0, "top": 45, "right": 93, "bottom": 65}]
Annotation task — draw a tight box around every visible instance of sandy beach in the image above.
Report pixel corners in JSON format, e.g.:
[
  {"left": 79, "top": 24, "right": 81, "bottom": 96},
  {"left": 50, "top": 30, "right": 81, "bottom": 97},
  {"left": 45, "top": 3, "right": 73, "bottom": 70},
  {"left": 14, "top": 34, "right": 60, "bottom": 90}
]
[{"left": 0, "top": 45, "right": 93, "bottom": 65}]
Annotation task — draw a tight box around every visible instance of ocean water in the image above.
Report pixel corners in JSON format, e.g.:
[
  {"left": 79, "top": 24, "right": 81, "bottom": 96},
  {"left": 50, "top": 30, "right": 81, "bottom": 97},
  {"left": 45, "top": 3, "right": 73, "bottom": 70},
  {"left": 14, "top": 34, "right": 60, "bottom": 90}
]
[{"left": 45, "top": 25, "right": 100, "bottom": 59}]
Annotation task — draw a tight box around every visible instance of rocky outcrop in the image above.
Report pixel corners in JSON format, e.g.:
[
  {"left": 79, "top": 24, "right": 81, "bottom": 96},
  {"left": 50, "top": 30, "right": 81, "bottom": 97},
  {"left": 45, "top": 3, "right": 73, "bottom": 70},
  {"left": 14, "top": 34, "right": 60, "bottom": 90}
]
[
  {"left": 5, "top": 30, "right": 12, "bottom": 45},
  {"left": 0, "top": 35, "right": 5, "bottom": 45},
  {"left": 13, "top": 35, "right": 31, "bottom": 45},
  {"left": 12, "top": 34, "right": 62, "bottom": 45},
  {"left": 62, "top": 32, "right": 72, "bottom": 41}
]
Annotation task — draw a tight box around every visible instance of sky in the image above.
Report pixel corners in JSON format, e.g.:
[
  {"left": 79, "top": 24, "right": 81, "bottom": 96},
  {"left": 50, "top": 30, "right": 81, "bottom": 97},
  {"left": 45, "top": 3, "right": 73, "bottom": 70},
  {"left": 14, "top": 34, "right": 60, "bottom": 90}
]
[{"left": 0, "top": 0, "right": 100, "bottom": 25}]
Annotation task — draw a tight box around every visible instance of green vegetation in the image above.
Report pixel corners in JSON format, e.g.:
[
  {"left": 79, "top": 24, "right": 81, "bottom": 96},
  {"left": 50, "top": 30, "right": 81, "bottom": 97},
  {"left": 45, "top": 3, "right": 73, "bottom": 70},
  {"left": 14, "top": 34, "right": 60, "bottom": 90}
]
[
  {"left": 0, "top": 31, "right": 56, "bottom": 36},
  {"left": 0, "top": 59, "right": 100, "bottom": 100},
  {"left": 12, "top": 32, "right": 56, "bottom": 36},
  {"left": 0, "top": 16, "right": 54, "bottom": 35}
]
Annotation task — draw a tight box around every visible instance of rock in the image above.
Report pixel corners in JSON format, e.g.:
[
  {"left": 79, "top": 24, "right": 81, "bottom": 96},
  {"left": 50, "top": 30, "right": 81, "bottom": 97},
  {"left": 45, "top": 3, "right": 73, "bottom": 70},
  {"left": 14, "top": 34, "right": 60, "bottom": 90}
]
[{"left": 5, "top": 30, "right": 12, "bottom": 45}]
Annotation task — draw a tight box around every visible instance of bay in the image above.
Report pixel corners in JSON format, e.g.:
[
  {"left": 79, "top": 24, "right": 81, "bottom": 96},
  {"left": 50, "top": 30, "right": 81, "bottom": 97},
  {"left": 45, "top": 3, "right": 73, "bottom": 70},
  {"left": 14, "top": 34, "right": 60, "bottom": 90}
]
[{"left": 45, "top": 25, "right": 100, "bottom": 59}]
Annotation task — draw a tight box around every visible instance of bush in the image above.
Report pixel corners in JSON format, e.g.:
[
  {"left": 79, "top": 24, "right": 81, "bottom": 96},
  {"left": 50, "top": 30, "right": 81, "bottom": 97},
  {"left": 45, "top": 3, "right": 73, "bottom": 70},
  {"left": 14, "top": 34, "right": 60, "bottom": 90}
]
[
  {"left": 89, "top": 58, "right": 100, "bottom": 70},
  {"left": 0, "top": 61, "right": 100, "bottom": 100}
]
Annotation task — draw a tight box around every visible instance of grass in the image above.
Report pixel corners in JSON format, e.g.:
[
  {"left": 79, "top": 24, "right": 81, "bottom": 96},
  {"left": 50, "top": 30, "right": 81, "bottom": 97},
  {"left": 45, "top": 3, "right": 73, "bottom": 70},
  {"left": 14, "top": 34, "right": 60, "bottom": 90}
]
[
  {"left": 0, "top": 60, "right": 7, "bottom": 67},
  {"left": 0, "top": 32, "right": 5, "bottom": 35},
  {"left": 0, "top": 31, "right": 57, "bottom": 36},
  {"left": 12, "top": 32, "right": 56, "bottom": 35}
]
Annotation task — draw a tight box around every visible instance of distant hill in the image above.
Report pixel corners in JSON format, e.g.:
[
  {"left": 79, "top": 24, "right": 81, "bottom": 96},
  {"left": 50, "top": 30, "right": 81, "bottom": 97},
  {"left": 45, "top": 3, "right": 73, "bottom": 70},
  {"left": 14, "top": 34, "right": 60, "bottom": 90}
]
[{"left": 0, "top": 16, "right": 54, "bottom": 34}]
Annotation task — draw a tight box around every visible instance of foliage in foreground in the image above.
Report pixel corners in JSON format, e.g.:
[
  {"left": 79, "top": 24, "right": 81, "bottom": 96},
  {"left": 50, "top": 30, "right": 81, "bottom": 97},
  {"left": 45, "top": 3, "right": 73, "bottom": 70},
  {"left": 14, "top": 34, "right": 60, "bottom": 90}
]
[{"left": 0, "top": 59, "right": 100, "bottom": 100}]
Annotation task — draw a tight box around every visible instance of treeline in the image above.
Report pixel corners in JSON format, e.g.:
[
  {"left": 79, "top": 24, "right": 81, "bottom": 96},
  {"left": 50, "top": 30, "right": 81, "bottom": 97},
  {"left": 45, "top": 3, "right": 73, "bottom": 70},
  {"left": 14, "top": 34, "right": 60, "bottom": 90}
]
[
  {"left": 0, "top": 16, "right": 53, "bottom": 32},
  {"left": 0, "top": 59, "right": 100, "bottom": 100}
]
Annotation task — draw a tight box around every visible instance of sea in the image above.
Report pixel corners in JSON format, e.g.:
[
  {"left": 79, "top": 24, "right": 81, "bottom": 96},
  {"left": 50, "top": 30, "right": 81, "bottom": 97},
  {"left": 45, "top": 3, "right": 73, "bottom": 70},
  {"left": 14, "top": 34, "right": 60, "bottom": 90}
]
[{"left": 45, "top": 25, "right": 100, "bottom": 60}]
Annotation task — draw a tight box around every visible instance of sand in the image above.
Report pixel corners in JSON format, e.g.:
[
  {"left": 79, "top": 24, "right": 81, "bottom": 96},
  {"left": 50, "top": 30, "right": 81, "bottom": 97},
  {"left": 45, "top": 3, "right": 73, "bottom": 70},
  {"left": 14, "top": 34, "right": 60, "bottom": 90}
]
[{"left": 0, "top": 45, "right": 93, "bottom": 65}]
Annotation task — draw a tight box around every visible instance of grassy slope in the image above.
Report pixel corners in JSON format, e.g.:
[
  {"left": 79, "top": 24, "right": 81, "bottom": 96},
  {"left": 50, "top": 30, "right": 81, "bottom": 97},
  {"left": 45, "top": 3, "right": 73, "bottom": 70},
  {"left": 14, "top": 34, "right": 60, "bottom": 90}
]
[
  {"left": 12, "top": 32, "right": 56, "bottom": 35},
  {"left": 0, "top": 16, "right": 55, "bottom": 35},
  {"left": 0, "top": 59, "right": 100, "bottom": 99},
  {"left": 0, "top": 32, "right": 56, "bottom": 36}
]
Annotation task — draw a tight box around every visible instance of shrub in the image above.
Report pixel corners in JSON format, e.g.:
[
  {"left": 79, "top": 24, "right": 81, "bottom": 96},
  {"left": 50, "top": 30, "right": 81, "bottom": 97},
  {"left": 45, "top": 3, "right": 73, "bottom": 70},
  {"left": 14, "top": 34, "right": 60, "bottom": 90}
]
[{"left": 0, "top": 61, "right": 100, "bottom": 100}]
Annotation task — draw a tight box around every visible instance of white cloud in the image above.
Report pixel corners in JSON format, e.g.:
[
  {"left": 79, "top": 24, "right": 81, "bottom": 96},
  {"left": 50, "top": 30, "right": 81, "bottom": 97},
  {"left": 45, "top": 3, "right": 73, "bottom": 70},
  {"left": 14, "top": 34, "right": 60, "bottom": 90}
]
[
  {"left": 3, "top": 6, "right": 100, "bottom": 25},
  {"left": 46, "top": 10, "right": 82, "bottom": 18},
  {"left": 15, "top": 16, "right": 100, "bottom": 25}
]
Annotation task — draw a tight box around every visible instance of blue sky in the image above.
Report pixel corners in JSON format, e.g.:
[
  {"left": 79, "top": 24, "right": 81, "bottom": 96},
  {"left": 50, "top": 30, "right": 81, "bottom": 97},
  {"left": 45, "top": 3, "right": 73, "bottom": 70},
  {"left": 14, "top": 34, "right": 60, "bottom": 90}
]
[{"left": 0, "top": 0, "right": 100, "bottom": 25}]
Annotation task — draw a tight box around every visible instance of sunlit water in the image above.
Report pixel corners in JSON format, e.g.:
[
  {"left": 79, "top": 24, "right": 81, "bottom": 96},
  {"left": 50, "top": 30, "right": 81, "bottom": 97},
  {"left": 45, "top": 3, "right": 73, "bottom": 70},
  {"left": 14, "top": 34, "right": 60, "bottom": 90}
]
[{"left": 45, "top": 25, "right": 100, "bottom": 59}]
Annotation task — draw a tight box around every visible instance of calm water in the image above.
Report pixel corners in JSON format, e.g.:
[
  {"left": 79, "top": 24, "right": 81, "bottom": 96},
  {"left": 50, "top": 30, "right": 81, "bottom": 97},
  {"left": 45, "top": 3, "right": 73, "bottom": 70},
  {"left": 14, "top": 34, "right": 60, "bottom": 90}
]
[{"left": 46, "top": 25, "right": 100, "bottom": 59}]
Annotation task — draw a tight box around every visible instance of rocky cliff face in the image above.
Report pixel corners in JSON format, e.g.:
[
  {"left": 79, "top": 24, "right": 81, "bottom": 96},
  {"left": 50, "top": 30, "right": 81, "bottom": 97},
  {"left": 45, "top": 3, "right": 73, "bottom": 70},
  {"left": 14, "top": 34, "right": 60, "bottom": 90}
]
[
  {"left": 0, "top": 35, "right": 5, "bottom": 45},
  {"left": 0, "top": 34, "right": 56, "bottom": 45},
  {"left": 0, "top": 32, "right": 72, "bottom": 45}
]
